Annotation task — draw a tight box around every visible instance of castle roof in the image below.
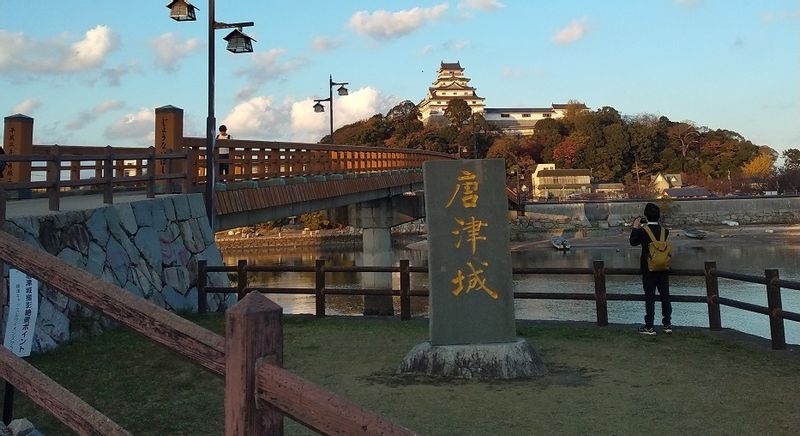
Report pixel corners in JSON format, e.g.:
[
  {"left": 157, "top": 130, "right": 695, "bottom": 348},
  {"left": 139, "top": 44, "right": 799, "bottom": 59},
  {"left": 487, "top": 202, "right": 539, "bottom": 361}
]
[{"left": 440, "top": 61, "right": 463, "bottom": 70}]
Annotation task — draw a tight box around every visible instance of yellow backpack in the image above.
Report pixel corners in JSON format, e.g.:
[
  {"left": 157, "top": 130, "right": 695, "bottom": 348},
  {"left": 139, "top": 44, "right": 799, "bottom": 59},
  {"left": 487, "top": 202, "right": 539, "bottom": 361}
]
[{"left": 642, "top": 225, "right": 672, "bottom": 272}]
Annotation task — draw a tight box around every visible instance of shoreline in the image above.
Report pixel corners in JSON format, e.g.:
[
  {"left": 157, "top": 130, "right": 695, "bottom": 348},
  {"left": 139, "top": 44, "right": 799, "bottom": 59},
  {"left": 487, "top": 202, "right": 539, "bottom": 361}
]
[{"left": 217, "top": 224, "right": 800, "bottom": 252}]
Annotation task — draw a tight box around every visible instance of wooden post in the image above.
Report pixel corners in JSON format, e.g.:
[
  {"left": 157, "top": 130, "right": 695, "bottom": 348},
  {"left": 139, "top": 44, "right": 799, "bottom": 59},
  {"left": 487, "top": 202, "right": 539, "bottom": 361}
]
[
  {"left": 181, "top": 148, "right": 192, "bottom": 194},
  {"left": 2, "top": 115, "right": 34, "bottom": 190},
  {"left": 103, "top": 146, "right": 114, "bottom": 204},
  {"left": 765, "top": 269, "right": 785, "bottom": 350},
  {"left": 47, "top": 145, "right": 60, "bottom": 212},
  {"left": 237, "top": 260, "right": 248, "bottom": 301},
  {"left": 198, "top": 260, "right": 208, "bottom": 314},
  {"left": 146, "top": 147, "right": 156, "bottom": 198},
  {"left": 400, "top": 259, "right": 410, "bottom": 321},
  {"left": 593, "top": 260, "right": 608, "bottom": 326},
  {"left": 225, "top": 292, "right": 284, "bottom": 435},
  {"left": 154, "top": 105, "right": 185, "bottom": 194},
  {"left": 315, "top": 259, "right": 325, "bottom": 317},
  {"left": 70, "top": 161, "right": 80, "bottom": 183},
  {"left": 704, "top": 261, "right": 721, "bottom": 330}
]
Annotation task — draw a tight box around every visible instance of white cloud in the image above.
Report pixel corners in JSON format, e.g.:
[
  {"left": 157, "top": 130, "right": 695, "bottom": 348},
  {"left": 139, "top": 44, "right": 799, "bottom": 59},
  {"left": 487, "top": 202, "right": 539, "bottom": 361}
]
[
  {"left": 348, "top": 4, "right": 449, "bottom": 40},
  {"left": 11, "top": 99, "right": 40, "bottom": 115},
  {"left": 311, "top": 36, "right": 343, "bottom": 53},
  {"left": 220, "top": 96, "right": 284, "bottom": 139},
  {"left": 0, "top": 26, "right": 119, "bottom": 74},
  {"left": 458, "top": 0, "right": 505, "bottom": 10},
  {"left": 290, "top": 87, "right": 396, "bottom": 142},
  {"left": 149, "top": 33, "right": 201, "bottom": 72},
  {"left": 552, "top": 17, "right": 589, "bottom": 45},
  {"left": 236, "top": 48, "right": 308, "bottom": 94},
  {"left": 67, "top": 100, "right": 125, "bottom": 131},
  {"left": 104, "top": 107, "right": 154, "bottom": 145},
  {"left": 418, "top": 45, "right": 434, "bottom": 55}
]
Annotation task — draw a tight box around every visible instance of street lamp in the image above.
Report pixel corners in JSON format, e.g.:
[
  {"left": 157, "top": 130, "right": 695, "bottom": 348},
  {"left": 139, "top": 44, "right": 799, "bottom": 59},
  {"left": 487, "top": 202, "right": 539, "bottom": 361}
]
[
  {"left": 313, "top": 75, "right": 349, "bottom": 144},
  {"left": 166, "top": 0, "right": 255, "bottom": 232}
]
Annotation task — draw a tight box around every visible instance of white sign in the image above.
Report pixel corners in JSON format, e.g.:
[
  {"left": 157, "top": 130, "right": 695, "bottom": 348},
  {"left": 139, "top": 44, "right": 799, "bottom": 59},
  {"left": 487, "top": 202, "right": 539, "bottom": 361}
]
[{"left": 3, "top": 269, "right": 39, "bottom": 357}]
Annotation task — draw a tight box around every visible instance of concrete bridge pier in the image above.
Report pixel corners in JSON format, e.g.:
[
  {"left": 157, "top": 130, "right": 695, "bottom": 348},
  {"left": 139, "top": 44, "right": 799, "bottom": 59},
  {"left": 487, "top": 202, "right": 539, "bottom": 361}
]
[{"left": 347, "top": 199, "right": 395, "bottom": 316}]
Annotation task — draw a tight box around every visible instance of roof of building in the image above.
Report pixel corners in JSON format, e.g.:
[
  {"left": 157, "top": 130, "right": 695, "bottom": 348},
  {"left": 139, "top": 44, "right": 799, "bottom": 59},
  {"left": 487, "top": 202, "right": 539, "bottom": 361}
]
[
  {"left": 484, "top": 107, "right": 554, "bottom": 113},
  {"left": 594, "top": 183, "right": 625, "bottom": 189},
  {"left": 663, "top": 187, "right": 713, "bottom": 198},
  {"left": 440, "top": 61, "right": 463, "bottom": 70},
  {"left": 552, "top": 103, "right": 588, "bottom": 109},
  {"left": 537, "top": 169, "right": 592, "bottom": 177}
]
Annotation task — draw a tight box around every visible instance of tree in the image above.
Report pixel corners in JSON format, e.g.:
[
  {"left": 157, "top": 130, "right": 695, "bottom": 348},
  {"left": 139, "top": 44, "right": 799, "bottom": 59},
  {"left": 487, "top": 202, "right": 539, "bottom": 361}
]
[
  {"left": 444, "top": 99, "right": 472, "bottom": 129},
  {"left": 741, "top": 151, "right": 775, "bottom": 182},
  {"left": 782, "top": 148, "right": 800, "bottom": 170},
  {"left": 667, "top": 122, "right": 700, "bottom": 170}
]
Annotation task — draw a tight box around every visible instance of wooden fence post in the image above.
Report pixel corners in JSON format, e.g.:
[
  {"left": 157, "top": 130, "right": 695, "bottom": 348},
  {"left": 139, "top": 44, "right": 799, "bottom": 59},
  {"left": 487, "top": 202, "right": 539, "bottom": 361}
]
[
  {"left": 400, "top": 259, "right": 410, "bottom": 321},
  {"left": 315, "top": 259, "right": 325, "bottom": 317},
  {"left": 237, "top": 260, "right": 248, "bottom": 301},
  {"left": 146, "top": 147, "right": 156, "bottom": 198},
  {"left": 704, "top": 261, "right": 721, "bottom": 330},
  {"left": 765, "top": 269, "right": 785, "bottom": 350},
  {"left": 47, "top": 145, "right": 60, "bottom": 212},
  {"left": 181, "top": 148, "right": 192, "bottom": 194},
  {"left": 197, "top": 260, "right": 207, "bottom": 314},
  {"left": 593, "top": 260, "right": 608, "bottom": 326},
  {"left": 225, "top": 292, "right": 284, "bottom": 435},
  {"left": 103, "top": 146, "right": 114, "bottom": 204}
]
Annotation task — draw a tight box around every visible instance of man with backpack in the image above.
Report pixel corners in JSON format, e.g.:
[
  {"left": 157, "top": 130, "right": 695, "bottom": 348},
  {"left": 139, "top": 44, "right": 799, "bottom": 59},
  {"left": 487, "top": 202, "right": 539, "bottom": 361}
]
[{"left": 630, "top": 202, "right": 673, "bottom": 335}]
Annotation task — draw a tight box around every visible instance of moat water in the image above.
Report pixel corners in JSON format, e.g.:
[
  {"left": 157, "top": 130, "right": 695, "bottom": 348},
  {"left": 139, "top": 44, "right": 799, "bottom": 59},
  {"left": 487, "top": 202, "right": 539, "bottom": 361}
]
[{"left": 222, "top": 243, "right": 800, "bottom": 344}]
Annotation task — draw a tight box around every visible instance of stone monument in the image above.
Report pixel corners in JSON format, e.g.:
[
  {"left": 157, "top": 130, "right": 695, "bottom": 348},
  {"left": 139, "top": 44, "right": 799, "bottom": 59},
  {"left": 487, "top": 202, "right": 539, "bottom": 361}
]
[{"left": 398, "top": 159, "right": 546, "bottom": 379}]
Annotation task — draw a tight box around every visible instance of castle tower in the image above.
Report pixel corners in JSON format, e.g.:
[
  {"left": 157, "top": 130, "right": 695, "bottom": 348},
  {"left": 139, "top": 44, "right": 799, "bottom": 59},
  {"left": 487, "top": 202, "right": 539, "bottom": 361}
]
[{"left": 418, "top": 62, "right": 485, "bottom": 125}]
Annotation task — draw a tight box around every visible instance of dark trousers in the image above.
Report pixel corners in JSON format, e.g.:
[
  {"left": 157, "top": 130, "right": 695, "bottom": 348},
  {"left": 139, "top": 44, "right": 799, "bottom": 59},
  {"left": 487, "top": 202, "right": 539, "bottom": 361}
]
[
  {"left": 643, "top": 272, "right": 671, "bottom": 327},
  {"left": 219, "top": 154, "right": 229, "bottom": 177}
]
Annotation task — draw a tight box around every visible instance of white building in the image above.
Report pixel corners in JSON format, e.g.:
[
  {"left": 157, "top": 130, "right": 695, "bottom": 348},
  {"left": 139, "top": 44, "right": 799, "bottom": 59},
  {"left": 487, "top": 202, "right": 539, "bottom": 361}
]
[
  {"left": 418, "top": 62, "right": 485, "bottom": 125},
  {"left": 418, "top": 61, "right": 587, "bottom": 134}
]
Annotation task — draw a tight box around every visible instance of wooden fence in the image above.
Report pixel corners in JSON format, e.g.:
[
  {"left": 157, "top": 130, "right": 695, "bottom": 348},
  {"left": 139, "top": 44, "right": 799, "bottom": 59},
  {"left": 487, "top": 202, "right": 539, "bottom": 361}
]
[
  {"left": 199, "top": 259, "right": 800, "bottom": 351},
  {"left": 0, "top": 231, "right": 414, "bottom": 435}
]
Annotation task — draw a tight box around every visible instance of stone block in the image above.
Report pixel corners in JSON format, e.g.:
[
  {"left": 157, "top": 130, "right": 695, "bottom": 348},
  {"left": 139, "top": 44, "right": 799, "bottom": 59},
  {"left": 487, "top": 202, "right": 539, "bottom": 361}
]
[
  {"left": 114, "top": 203, "right": 138, "bottom": 235},
  {"left": 259, "top": 178, "right": 286, "bottom": 187},
  {"left": 132, "top": 201, "right": 155, "bottom": 228},
  {"left": 285, "top": 176, "right": 308, "bottom": 184},
  {"left": 398, "top": 339, "right": 547, "bottom": 379},
  {"left": 310, "top": 175, "right": 327, "bottom": 182},
  {"left": 188, "top": 193, "right": 207, "bottom": 218},
  {"left": 85, "top": 209, "right": 109, "bottom": 247},
  {"left": 172, "top": 195, "right": 191, "bottom": 220}
]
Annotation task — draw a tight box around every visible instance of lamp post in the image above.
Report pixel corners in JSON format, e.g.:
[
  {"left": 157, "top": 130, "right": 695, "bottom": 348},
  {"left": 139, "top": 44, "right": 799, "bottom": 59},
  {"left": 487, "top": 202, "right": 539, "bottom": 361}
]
[
  {"left": 166, "top": 0, "right": 255, "bottom": 231},
  {"left": 313, "top": 75, "right": 348, "bottom": 144}
]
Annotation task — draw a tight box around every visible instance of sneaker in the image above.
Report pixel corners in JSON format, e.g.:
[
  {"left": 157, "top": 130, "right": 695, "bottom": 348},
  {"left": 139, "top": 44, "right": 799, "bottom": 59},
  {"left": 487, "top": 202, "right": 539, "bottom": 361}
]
[
  {"left": 638, "top": 326, "right": 656, "bottom": 336},
  {"left": 663, "top": 325, "right": 673, "bottom": 335}
]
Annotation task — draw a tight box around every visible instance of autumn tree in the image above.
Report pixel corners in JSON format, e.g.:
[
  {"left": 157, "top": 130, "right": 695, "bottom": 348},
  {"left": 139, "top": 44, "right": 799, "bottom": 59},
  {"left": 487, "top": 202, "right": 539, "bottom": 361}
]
[
  {"left": 444, "top": 99, "right": 472, "bottom": 130},
  {"left": 741, "top": 150, "right": 776, "bottom": 186},
  {"left": 667, "top": 122, "right": 700, "bottom": 170}
]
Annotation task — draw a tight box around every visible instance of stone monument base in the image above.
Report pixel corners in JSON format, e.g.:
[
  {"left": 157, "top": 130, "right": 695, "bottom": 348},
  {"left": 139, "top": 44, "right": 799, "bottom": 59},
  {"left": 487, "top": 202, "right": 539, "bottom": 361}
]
[{"left": 397, "top": 338, "right": 547, "bottom": 379}]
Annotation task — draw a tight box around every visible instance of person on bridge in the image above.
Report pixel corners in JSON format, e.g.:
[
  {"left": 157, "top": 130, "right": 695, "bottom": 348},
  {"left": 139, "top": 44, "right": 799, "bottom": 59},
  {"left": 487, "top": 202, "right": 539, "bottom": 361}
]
[
  {"left": 629, "top": 202, "right": 673, "bottom": 336},
  {"left": 216, "top": 125, "right": 231, "bottom": 177}
]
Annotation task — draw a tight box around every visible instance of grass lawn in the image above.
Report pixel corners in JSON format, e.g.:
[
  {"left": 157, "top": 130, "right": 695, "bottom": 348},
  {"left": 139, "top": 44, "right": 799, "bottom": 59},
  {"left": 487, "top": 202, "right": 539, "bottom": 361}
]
[{"left": 6, "top": 315, "right": 800, "bottom": 435}]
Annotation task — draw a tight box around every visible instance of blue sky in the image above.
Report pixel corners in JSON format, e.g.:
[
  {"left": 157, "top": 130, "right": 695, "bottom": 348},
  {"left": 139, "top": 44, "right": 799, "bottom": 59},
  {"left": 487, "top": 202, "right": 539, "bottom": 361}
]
[{"left": 2, "top": 0, "right": 798, "bottom": 154}]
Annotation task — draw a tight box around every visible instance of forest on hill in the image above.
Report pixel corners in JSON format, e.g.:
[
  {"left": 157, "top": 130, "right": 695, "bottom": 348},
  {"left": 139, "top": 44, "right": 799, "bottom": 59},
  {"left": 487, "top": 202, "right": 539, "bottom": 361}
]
[{"left": 322, "top": 99, "right": 800, "bottom": 195}]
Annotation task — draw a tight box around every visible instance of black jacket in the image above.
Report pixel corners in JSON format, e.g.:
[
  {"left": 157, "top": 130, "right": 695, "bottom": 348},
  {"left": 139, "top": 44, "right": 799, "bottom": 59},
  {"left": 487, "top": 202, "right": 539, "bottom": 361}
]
[{"left": 629, "top": 223, "right": 669, "bottom": 274}]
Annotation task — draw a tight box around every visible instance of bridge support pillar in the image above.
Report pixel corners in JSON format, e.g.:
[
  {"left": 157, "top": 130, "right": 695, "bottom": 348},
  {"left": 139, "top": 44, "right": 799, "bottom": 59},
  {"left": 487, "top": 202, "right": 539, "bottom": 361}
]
[{"left": 348, "top": 199, "right": 395, "bottom": 316}]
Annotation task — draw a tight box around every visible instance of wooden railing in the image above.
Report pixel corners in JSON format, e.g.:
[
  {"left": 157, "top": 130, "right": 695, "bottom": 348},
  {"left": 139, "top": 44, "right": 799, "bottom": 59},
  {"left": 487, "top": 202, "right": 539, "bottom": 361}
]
[
  {"left": 0, "top": 231, "right": 414, "bottom": 435},
  {"left": 199, "top": 259, "right": 800, "bottom": 350},
  {"left": 180, "top": 137, "right": 452, "bottom": 184},
  {"left": 0, "top": 145, "right": 190, "bottom": 212}
]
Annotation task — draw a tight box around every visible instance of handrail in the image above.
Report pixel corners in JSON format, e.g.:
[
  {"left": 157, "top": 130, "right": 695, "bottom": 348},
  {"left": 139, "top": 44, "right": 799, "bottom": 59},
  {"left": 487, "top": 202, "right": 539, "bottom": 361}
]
[
  {"left": 0, "top": 231, "right": 413, "bottom": 434},
  {"left": 201, "top": 259, "right": 798, "bottom": 351}
]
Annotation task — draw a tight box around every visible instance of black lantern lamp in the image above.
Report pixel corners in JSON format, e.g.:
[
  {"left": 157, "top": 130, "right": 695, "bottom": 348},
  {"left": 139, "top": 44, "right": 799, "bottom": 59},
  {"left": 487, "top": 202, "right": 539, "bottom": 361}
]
[
  {"left": 337, "top": 84, "right": 349, "bottom": 96},
  {"left": 313, "top": 99, "right": 328, "bottom": 113},
  {"left": 166, "top": 0, "right": 198, "bottom": 21},
  {"left": 223, "top": 28, "right": 256, "bottom": 53}
]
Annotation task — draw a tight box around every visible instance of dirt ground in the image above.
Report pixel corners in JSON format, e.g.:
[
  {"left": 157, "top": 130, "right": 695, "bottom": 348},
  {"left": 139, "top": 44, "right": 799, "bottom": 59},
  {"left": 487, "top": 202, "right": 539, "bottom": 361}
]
[{"left": 508, "top": 224, "right": 800, "bottom": 252}]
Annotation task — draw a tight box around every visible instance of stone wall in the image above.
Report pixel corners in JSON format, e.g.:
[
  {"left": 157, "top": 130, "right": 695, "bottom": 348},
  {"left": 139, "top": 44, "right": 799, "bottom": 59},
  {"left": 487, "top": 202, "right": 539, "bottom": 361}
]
[
  {"left": 517, "top": 197, "right": 800, "bottom": 231},
  {"left": 2, "top": 193, "right": 233, "bottom": 353}
]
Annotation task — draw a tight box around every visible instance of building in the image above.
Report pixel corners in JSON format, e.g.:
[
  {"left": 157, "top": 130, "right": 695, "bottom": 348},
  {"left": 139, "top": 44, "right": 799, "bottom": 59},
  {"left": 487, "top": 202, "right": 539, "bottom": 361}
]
[
  {"left": 418, "top": 62, "right": 485, "bottom": 125},
  {"left": 530, "top": 163, "right": 592, "bottom": 199},
  {"left": 651, "top": 173, "right": 683, "bottom": 192},
  {"left": 418, "top": 61, "right": 587, "bottom": 133},
  {"left": 592, "top": 183, "right": 626, "bottom": 198},
  {"left": 659, "top": 187, "right": 713, "bottom": 199}
]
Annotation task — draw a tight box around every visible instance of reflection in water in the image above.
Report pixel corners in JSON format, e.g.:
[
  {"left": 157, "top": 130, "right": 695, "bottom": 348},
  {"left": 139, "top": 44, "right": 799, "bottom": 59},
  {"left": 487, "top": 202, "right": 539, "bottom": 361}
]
[{"left": 222, "top": 243, "right": 800, "bottom": 344}]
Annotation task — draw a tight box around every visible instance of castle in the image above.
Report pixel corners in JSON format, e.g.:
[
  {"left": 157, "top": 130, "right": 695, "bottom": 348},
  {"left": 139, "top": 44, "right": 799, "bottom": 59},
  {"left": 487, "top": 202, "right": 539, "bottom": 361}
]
[{"left": 418, "top": 61, "right": 586, "bottom": 135}]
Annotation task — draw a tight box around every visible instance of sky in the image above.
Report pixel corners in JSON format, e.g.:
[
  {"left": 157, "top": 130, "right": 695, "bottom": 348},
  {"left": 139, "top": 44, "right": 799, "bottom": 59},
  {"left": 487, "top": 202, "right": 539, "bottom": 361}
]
[{"left": 1, "top": 0, "right": 798, "bottom": 155}]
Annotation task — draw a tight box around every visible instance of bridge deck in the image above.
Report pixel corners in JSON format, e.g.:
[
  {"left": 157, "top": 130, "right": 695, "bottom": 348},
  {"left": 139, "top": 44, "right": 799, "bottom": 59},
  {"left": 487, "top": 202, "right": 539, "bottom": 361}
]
[{"left": 4, "top": 191, "right": 168, "bottom": 220}]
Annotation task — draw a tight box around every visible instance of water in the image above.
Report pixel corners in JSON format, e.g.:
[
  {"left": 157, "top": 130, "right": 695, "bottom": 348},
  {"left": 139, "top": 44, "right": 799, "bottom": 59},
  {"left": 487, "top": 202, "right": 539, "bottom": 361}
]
[{"left": 222, "top": 241, "right": 800, "bottom": 344}]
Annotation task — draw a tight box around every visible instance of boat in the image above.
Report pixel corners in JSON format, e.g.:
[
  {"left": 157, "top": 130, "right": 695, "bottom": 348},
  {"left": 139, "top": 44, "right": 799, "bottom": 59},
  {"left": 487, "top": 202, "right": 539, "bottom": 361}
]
[
  {"left": 683, "top": 229, "right": 707, "bottom": 239},
  {"left": 551, "top": 236, "right": 571, "bottom": 250}
]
